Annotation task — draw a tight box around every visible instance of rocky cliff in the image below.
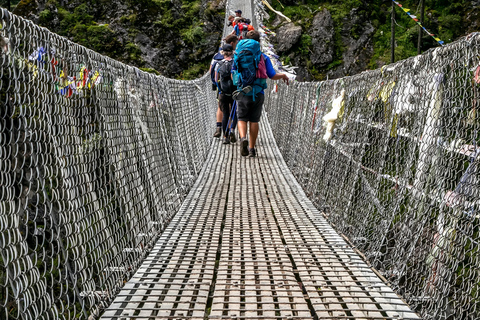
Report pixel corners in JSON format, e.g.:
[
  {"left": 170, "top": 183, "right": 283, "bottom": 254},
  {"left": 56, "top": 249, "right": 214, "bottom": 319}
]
[
  {"left": 8, "top": 0, "right": 480, "bottom": 80},
  {"left": 270, "top": 0, "right": 479, "bottom": 81},
  {"left": 11, "top": 0, "right": 225, "bottom": 79}
]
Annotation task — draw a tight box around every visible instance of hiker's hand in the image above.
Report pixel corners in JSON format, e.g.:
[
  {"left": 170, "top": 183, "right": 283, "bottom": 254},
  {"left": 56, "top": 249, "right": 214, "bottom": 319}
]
[{"left": 271, "top": 73, "right": 290, "bottom": 84}]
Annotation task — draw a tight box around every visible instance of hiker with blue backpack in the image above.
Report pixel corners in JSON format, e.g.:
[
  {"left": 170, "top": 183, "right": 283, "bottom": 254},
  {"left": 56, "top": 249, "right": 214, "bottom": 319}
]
[
  {"left": 215, "top": 43, "right": 238, "bottom": 144},
  {"left": 232, "top": 30, "right": 289, "bottom": 157},
  {"left": 210, "top": 34, "right": 239, "bottom": 138}
]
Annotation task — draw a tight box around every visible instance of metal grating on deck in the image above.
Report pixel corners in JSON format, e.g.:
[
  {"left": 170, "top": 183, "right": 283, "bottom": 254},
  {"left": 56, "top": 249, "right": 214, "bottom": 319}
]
[{"left": 101, "top": 118, "right": 419, "bottom": 320}]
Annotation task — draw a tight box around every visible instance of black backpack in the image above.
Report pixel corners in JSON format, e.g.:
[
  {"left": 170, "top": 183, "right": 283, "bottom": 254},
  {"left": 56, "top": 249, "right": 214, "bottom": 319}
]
[
  {"left": 217, "top": 59, "right": 235, "bottom": 95},
  {"left": 210, "top": 52, "right": 224, "bottom": 86}
]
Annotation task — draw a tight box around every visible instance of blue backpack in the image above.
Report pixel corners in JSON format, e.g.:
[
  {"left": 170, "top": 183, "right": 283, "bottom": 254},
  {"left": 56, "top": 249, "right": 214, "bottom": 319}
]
[{"left": 233, "top": 39, "right": 267, "bottom": 98}]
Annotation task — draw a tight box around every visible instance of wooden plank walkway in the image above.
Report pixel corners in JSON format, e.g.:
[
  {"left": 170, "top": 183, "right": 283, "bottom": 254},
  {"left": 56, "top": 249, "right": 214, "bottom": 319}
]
[{"left": 101, "top": 117, "right": 420, "bottom": 319}]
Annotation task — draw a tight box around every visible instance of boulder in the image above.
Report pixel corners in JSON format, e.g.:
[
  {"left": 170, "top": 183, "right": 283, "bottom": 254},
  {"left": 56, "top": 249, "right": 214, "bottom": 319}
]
[
  {"left": 309, "top": 9, "right": 335, "bottom": 67},
  {"left": 135, "top": 33, "right": 152, "bottom": 46},
  {"left": 276, "top": 23, "right": 303, "bottom": 53},
  {"left": 333, "top": 7, "right": 375, "bottom": 78},
  {"left": 271, "top": 15, "right": 284, "bottom": 28}
]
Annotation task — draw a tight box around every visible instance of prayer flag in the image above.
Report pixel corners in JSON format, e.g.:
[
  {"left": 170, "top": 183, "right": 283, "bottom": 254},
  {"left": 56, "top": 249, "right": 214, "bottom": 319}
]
[{"left": 392, "top": 0, "right": 445, "bottom": 46}]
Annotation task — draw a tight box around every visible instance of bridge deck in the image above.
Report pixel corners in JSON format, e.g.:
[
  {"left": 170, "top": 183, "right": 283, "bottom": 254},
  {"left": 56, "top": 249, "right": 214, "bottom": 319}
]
[{"left": 101, "top": 118, "right": 419, "bottom": 320}]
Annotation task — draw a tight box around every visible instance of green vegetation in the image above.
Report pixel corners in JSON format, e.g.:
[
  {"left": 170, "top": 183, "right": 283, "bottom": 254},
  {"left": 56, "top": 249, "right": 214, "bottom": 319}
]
[
  {"left": 39, "top": 8, "right": 53, "bottom": 24},
  {"left": 11, "top": 0, "right": 470, "bottom": 81},
  {"left": 125, "top": 42, "right": 144, "bottom": 63},
  {"left": 0, "top": 0, "right": 22, "bottom": 10},
  {"left": 49, "top": 3, "right": 121, "bottom": 56},
  {"left": 178, "top": 60, "right": 209, "bottom": 80},
  {"left": 369, "top": 0, "right": 467, "bottom": 67},
  {"left": 181, "top": 25, "right": 205, "bottom": 44},
  {"left": 13, "top": 0, "right": 224, "bottom": 79},
  {"left": 298, "top": 34, "right": 312, "bottom": 56},
  {"left": 267, "top": 0, "right": 470, "bottom": 78},
  {"left": 140, "top": 67, "right": 161, "bottom": 75}
]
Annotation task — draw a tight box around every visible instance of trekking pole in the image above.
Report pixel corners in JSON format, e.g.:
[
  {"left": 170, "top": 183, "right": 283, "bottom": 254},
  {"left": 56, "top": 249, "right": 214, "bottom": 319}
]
[
  {"left": 226, "top": 100, "right": 237, "bottom": 135},
  {"left": 229, "top": 101, "right": 237, "bottom": 134}
]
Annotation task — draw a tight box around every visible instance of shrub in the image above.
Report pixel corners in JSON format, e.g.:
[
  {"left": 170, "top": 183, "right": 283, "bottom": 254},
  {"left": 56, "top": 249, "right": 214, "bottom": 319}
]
[{"left": 181, "top": 25, "right": 204, "bottom": 44}]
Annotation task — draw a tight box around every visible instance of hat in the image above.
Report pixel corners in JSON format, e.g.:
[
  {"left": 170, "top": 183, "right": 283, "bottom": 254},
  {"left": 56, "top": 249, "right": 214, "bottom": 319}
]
[
  {"left": 235, "top": 10, "right": 242, "bottom": 14},
  {"left": 222, "top": 44, "right": 234, "bottom": 52}
]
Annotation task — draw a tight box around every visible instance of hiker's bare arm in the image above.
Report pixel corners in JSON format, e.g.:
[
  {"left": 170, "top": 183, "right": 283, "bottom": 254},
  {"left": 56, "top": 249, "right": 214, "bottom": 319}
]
[{"left": 271, "top": 73, "right": 289, "bottom": 85}]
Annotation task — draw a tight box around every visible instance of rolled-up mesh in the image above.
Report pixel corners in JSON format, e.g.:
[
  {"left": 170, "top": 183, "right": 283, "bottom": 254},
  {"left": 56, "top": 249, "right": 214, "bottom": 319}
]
[{"left": 0, "top": 8, "right": 216, "bottom": 319}]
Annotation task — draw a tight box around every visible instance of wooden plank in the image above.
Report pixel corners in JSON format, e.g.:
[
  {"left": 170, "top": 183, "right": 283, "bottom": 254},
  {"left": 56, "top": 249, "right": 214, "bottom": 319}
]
[{"left": 101, "top": 117, "right": 419, "bottom": 320}]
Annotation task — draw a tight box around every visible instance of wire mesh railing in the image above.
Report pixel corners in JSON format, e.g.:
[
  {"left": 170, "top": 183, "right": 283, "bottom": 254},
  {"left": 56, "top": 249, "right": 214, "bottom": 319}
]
[
  {"left": 4, "top": 0, "right": 480, "bottom": 318},
  {"left": 264, "top": 33, "right": 480, "bottom": 320},
  {"left": 0, "top": 8, "right": 216, "bottom": 319}
]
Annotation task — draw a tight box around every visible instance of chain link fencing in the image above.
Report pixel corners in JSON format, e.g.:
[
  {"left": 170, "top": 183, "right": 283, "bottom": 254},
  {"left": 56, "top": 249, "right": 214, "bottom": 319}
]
[
  {"left": 0, "top": 8, "right": 216, "bottom": 319},
  {"left": 264, "top": 33, "right": 480, "bottom": 320}
]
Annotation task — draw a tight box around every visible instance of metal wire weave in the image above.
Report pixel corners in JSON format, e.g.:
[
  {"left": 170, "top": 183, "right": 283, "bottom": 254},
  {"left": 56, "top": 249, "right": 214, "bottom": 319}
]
[
  {"left": 264, "top": 33, "right": 480, "bottom": 320},
  {"left": 0, "top": 8, "right": 216, "bottom": 319},
  {"left": 3, "top": 0, "right": 480, "bottom": 318}
]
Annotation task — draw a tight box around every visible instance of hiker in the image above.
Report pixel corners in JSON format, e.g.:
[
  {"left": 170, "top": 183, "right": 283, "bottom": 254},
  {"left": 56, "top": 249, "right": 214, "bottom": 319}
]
[
  {"left": 231, "top": 18, "right": 251, "bottom": 40},
  {"left": 230, "top": 18, "right": 242, "bottom": 37},
  {"left": 210, "top": 48, "right": 224, "bottom": 137},
  {"left": 228, "top": 15, "right": 236, "bottom": 27},
  {"left": 215, "top": 43, "right": 238, "bottom": 144},
  {"left": 224, "top": 34, "right": 239, "bottom": 50},
  {"left": 210, "top": 35, "right": 239, "bottom": 138},
  {"left": 233, "top": 30, "right": 289, "bottom": 157},
  {"left": 235, "top": 10, "right": 242, "bottom": 17},
  {"left": 244, "top": 19, "right": 255, "bottom": 31}
]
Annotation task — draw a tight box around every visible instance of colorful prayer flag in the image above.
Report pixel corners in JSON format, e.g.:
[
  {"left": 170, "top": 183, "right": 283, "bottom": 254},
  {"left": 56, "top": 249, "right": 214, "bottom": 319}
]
[{"left": 392, "top": 0, "right": 445, "bottom": 46}]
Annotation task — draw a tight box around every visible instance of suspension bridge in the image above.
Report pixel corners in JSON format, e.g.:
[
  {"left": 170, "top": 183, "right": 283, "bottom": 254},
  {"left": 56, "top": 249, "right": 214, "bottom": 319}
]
[{"left": 1, "top": 1, "right": 479, "bottom": 319}]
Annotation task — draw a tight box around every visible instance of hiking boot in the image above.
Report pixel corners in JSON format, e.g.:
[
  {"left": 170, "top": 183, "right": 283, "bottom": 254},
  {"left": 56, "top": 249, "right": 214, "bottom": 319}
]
[
  {"left": 222, "top": 137, "right": 230, "bottom": 145},
  {"left": 248, "top": 148, "right": 256, "bottom": 158},
  {"left": 213, "top": 127, "right": 221, "bottom": 138},
  {"left": 240, "top": 138, "right": 249, "bottom": 156},
  {"left": 229, "top": 132, "right": 237, "bottom": 143}
]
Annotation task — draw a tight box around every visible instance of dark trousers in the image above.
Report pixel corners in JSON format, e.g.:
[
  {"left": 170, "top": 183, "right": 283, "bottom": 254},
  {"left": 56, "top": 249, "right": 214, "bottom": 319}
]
[
  {"left": 237, "top": 93, "right": 264, "bottom": 123},
  {"left": 219, "top": 93, "right": 237, "bottom": 136}
]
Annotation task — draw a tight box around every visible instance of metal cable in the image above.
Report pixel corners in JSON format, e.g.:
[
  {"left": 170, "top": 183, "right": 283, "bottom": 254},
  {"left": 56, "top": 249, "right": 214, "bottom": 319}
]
[{"left": 264, "top": 32, "right": 480, "bottom": 320}]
